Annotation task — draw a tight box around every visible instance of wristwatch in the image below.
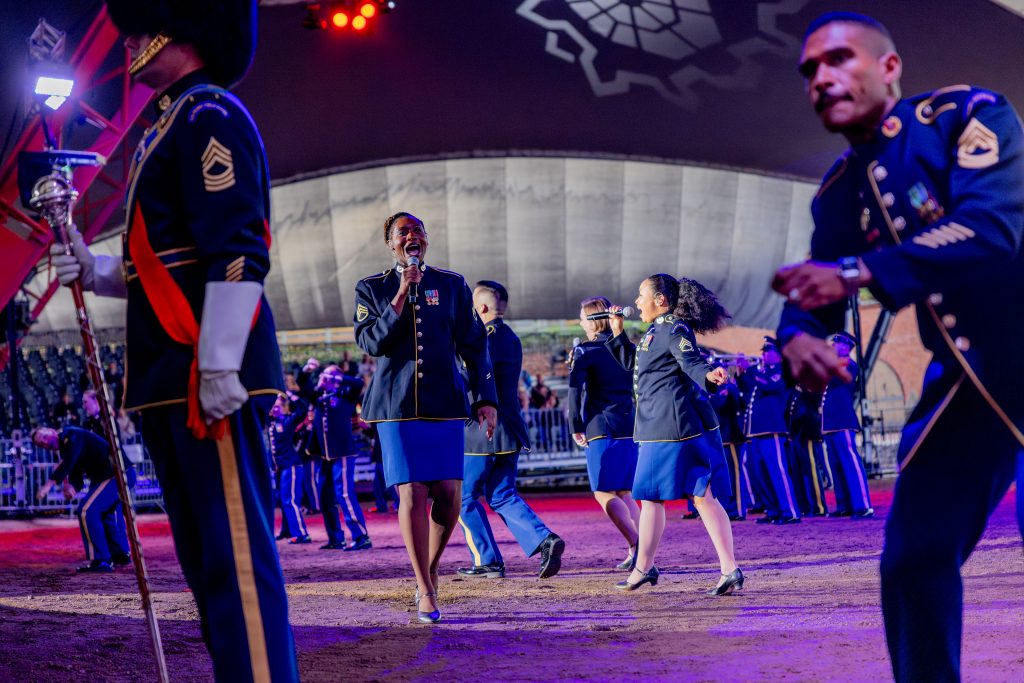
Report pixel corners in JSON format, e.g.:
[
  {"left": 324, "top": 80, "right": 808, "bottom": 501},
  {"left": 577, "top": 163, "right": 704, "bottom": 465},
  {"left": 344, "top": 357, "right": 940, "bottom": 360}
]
[{"left": 838, "top": 256, "right": 862, "bottom": 294}]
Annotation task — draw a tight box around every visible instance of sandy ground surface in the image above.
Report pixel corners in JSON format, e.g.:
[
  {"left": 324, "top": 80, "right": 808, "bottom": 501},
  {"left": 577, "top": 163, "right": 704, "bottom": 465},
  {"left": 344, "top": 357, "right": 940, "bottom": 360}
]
[{"left": 0, "top": 478, "right": 1021, "bottom": 682}]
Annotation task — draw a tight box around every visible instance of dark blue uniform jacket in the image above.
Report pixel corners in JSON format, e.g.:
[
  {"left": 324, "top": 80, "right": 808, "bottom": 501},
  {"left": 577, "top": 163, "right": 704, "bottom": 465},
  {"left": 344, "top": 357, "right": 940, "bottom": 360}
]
[
  {"left": 567, "top": 331, "right": 635, "bottom": 442},
  {"left": 709, "top": 382, "right": 744, "bottom": 445},
  {"left": 354, "top": 265, "right": 497, "bottom": 421},
  {"left": 311, "top": 376, "right": 364, "bottom": 460},
  {"left": 50, "top": 427, "right": 132, "bottom": 490},
  {"left": 605, "top": 316, "right": 719, "bottom": 443},
  {"left": 821, "top": 360, "right": 861, "bottom": 434},
  {"left": 778, "top": 86, "right": 1024, "bottom": 458},
  {"left": 788, "top": 388, "right": 824, "bottom": 442},
  {"left": 122, "top": 70, "right": 283, "bottom": 410},
  {"left": 742, "top": 364, "right": 789, "bottom": 437},
  {"left": 465, "top": 318, "right": 530, "bottom": 455},
  {"left": 268, "top": 412, "right": 304, "bottom": 469}
]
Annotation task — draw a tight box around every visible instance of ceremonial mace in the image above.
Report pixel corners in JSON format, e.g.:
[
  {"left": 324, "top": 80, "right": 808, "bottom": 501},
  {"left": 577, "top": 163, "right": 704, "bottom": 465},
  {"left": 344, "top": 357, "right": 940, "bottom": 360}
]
[{"left": 29, "top": 158, "right": 170, "bottom": 683}]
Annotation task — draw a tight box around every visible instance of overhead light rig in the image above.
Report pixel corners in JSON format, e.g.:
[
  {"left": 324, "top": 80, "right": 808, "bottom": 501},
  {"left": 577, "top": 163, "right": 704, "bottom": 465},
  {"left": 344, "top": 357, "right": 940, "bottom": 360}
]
[{"left": 302, "top": 1, "right": 396, "bottom": 32}]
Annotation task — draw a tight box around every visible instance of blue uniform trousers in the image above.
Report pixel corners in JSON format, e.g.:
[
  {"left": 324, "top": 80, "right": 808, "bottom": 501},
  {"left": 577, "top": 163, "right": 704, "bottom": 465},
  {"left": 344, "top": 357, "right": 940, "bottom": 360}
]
[
  {"left": 319, "top": 457, "right": 368, "bottom": 545},
  {"left": 301, "top": 459, "right": 320, "bottom": 513},
  {"left": 142, "top": 399, "right": 298, "bottom": 683},
  {"left": 720, "top": 442, "right": 749, "bottom": 518},
  {"left": 880, "top": 381, "right": 1022, "bottom": 683},
  {"left": 459, "top": 452, "right": 550, "bottom": 566},
  {"left": 792, "top": 439, "right": 828, "bottom": 516},
  {"left": 823, "top": 430, "right": 872, "bottom": 514},
  {"left": 371, "top": 461, "right": 399, "bottom": 511},
  {"left": 77, "top": 473, "right": 133, "bottom": 562},
  {"left": 279, "top": 465, "right": 308, "bottom": 538},
  {"left": 746, "top": 434, "right": 800, "bottom": 519}
]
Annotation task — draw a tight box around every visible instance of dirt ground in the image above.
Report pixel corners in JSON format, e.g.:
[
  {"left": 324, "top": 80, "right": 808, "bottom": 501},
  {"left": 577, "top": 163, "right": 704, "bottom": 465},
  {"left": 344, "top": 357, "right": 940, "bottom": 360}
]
[{"left": 0, "top": 478, "right": 1020, "bottom": 682}]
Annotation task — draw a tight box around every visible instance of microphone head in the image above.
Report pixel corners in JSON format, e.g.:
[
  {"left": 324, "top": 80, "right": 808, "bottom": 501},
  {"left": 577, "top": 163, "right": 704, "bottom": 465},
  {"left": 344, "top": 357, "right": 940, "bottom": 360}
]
[
  {"left": 620, "top": 306, "right": 635, "bottom": 318},
  {"left": 407, "top": 256, "right": 420, "bottom": 267},
  {"left": 571, "top": 337, "right": 581, "bottom": 347}
]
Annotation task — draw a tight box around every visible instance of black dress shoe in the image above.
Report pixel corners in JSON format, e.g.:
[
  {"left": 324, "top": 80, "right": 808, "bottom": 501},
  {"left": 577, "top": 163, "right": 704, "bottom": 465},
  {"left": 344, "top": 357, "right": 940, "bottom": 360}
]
[
  {"left": 707, "top": 568, "right": 744, "bottom": 596},
  {"left": 772, "top": 516, "right": 801, "bottom": 525},
  {"left": 615, "top": 545, "right": 638, "bottom": 571},
  {"left": 111, "top": 553, "right": 131, "bottom": 566},
  {"left": 289, "top": 535, "right": 312, "bottom": 544},
  {"left": 320, "top": 541, "right": 345, "bottom": 550},
  {"left": 615, "top": 565, "right": 659, "bottom": 591},
  {"left": 850, "top": 508, "right": 875, "bottom": 519},
  {"left": 77, "top": 560, "right": 114, "bottom": 573},
  {"left": 343, "top": 536, "right": 373, "bottom": 551},
  {"left": 681, "top": 511, "right": 700, "bottom": 520},
  {"left": 828, "top": 510, "right": 852, "bottom": 518},
  {"left": 754, "top": 515, "right": 777, "bottom": 524},
  {"left": 537, "top": 533, "right": 565, "bottom": 579},
  {"left": 275, "top": 532, "right": 293, "bottom": 541},
  {"left": 728, "top": 515, "right": 746, "bottom": 522},
  {"left": 457, "top": 563, "right": 505, "bottom": 578}
]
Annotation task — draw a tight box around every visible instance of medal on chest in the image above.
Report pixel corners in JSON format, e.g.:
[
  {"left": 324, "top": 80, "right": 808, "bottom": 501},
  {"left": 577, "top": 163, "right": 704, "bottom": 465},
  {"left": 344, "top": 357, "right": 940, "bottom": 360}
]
[{"left": 425, "top": 289, "right": 440, "bottom": 306}]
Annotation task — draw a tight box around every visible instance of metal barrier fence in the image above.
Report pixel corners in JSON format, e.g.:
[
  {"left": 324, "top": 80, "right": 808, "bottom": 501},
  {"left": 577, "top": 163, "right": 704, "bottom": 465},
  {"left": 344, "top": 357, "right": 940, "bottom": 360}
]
[{"left": 0, "top": 434, "right": 164, "bottom": 516}]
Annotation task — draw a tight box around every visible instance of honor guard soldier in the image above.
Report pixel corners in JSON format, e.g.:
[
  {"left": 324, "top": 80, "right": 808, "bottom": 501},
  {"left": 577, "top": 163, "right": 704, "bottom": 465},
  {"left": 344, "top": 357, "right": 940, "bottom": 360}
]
[
  {"left": 458, "top": 281, "right": 565, "bottom": 579},
  {"left": 774, "top": 12, "right": 1024, "bottom": 681},
  {"left": 309, "top": 365, "right": 370, "bottom": 550},
  {"left": 742, "top": 338, "right": 801, "bottom": 524},
  {"left": 787, "top": 387, "right": 829, "bottom": 517},
  {"left": 49, "top": 1, "right": 299, "bottom": 679},
  {"left": 709, "top": 369, "right": 750, "bottom": 520},
  {"left": 269, "top": 395, "right": 310, "bottom": 543},
  {"left": 32, "top": 426, "right": 135, "bottom": 573},
  {"left": 820, "top": 332, "right": 873, "bottom": 518}
]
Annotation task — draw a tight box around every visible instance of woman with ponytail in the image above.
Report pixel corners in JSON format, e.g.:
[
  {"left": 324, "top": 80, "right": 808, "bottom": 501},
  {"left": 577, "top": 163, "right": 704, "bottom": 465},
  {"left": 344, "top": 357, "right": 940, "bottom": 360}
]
[{"left": 606, "top": 274, "right": 744, "bottom": 596}]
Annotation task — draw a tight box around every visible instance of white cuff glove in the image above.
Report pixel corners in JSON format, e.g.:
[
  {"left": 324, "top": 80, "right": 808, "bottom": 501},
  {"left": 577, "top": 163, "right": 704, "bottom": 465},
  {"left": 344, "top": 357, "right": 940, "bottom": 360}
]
[
  {"left": 48, "top": 226, "right": 126, "bottom": 298},
  {"left": 198, "top": 281, "right": 263, "bottom": 420}
]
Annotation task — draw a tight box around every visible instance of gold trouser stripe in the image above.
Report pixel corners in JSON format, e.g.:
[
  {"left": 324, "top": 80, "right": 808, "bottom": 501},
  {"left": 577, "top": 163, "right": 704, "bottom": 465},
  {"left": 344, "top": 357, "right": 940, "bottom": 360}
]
[
  {"left": 289, "top": 466, "right": 307, "bottom": 536},
  {"left": 771, "top": 435, "right": 798, "bottom": 519},
  {"left": 728, "top": 444, "right": 741, "bottom": 511},
  {"left": 806, "top": 442, "right": 825, "bottom": 515},
  {"left": 216, "top": 430, "right": 271, "bottom": 683},
  {"left": 340, "top": 457, "right": 367, "bottom": 537},
  {"left": 79, "top": 478, "right": 111, "bottom": 560},
  {"left": 309, "top": 463, "right": 320, "bottom": 510},
  {"left": 458, "top": 516, "right": 483, "bottom": 565}
]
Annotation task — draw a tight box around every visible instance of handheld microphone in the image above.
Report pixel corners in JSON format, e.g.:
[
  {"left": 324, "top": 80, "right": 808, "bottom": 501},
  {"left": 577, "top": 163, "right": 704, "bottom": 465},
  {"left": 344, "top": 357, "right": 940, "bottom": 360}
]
[
  {"left": 406, "top": 256, "right": 420, "bottom": 303},
  {"left": 586, "top": 306, "right": 633, "bottom": 321}
]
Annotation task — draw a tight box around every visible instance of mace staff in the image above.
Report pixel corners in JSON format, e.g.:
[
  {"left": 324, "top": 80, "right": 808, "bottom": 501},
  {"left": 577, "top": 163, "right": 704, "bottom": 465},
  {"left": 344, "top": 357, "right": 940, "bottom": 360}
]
[{"left": 31, "top": 166, "right": 170, "bottom": 683}]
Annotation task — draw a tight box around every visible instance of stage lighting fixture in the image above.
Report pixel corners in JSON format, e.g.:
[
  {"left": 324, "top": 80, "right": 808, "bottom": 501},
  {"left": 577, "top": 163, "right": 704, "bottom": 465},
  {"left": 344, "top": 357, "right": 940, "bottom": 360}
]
[
  {"left": 376, "top": 0, "right": 397, "bottom": 13},
  {"left": 352, "top": 15, "right": 367, "bottom": 30},
  {"left": 332, "top": 9, "right": 350, "bottom": 27},
  {"left": 360, "top": 2, "right": 377, "bottom": 18},
  {"left": 34, "top": 75, "right": 74, "bottom": 111}
]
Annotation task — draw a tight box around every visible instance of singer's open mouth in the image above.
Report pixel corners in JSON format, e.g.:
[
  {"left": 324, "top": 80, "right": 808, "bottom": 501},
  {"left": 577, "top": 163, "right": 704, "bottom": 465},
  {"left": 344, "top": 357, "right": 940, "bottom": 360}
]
[{"left": 405, "top": 243, "right": 421, "bottom": 257}]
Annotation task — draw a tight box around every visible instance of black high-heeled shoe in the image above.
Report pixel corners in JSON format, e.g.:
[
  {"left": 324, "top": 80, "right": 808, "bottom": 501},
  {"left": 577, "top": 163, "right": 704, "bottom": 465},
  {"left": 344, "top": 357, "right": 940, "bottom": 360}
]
[
  {"left": 615, "top": 544, "right": 638, "bottom": 571},
  {"left": 707, "top": 568, "right": 744, "bottom": 596},
  {"left": 417, "top": 592, "right": 441, "bottom": 623},
  {"left": 615, "top": 565, "right": 659, "bottom": 591}
]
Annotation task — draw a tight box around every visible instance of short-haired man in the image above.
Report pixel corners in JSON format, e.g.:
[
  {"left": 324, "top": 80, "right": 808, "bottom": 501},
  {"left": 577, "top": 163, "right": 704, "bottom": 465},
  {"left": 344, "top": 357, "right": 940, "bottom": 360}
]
[{"left": 773, "top": 12, "right": 1024, "bottom": 681}]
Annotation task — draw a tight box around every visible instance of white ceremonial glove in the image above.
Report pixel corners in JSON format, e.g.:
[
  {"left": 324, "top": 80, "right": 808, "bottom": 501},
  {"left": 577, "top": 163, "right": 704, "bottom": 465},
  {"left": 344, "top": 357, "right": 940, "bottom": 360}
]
[
  {"left": 48, "top": 225, "right": 127, "bottom": 298},
  {"left": 198, "top": 281, "right": 263, "bottom": 421}
]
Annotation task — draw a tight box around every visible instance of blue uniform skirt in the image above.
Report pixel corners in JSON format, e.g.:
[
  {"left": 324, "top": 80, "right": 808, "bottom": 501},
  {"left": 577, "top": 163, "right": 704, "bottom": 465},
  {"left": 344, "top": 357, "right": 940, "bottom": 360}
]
[
  {"left": 632, "top": 430, "right": 732, "bottom": 501},
  {"left": 586, "top": 438, "right": 639, "bottom": 492},
  {"left": 377, "top": 420, "right": 465, "bottom": 487}
]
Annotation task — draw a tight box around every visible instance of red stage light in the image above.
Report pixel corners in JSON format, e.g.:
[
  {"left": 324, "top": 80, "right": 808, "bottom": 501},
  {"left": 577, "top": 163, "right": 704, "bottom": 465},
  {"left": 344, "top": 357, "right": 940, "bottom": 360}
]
[
  {"left": 360, "top": 3, "right": 377, "bottom": 18},
  {"left": 331, "top": 10, "right": 349, "bottom": 28},
  {"left": 352, "top": 15, "right": 368, "bottom": 30}
]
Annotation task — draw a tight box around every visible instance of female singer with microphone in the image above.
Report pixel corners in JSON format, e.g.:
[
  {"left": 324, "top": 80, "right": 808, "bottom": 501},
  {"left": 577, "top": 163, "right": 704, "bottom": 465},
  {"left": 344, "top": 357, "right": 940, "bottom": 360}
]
[
  {"left": 606, "top": 275, "right": 744, "bottom": 596},
  {"left": 354, "top": 212, "right": 498, "bottom": 623},
  {"left": 568, "top": 297, "right": 641, "bottom": 570}
]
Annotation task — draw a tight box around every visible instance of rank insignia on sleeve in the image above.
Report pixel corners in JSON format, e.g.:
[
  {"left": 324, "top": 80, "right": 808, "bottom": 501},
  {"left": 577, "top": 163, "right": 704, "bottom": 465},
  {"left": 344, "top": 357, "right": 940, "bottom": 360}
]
[
  {"left": 425, "top": 289, "right": 440, "bottom": 305},
  {"left": 678, "top": 337, "right": 694, "bottom": 353},
  {"left": 201, "top": 136, "right": 235, "bottom": 192},
  {"left": 356, "top": 303, "right": 369, "bottom": 322},
  {"left": 957, "top": 119, "right": 999, "bottom": 169}
]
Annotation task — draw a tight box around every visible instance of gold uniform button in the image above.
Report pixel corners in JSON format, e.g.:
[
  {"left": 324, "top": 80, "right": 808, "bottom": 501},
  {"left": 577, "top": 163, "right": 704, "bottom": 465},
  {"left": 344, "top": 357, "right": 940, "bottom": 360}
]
[
  {"left": 417, "top": 372, "right": 424, "bottom": 378},
  {"left": 882, "top": 192, "right": 895, "bottom": 207},
  {"left": 954, "top": 336, "right": 970, "bottom": 351},
  {"left": 417, "top": 345, "right": 423, "bottom": 351},
  {"left": 417, "top": 331, "right": 423, "bottom": 337},
  {"left": 929, "top": 293, "right": 943, "bottom": 306},
  {"left": 417, "top": 359, "right": 423, "bottom": 365},
  {"left": 416, "top": 318, "right": 422, "bottom": 324},
  {"left": 942, "top": 314, "right": 957, "bottom": 329},
  {"left": 415, "top": 305, "right": 421, "bottom": 311},
  {"left": 893, "top": 216, "right": 907, "bottom": 230},
  {"left": 872, "top": 165, "right": 888, "bottom": 182}
]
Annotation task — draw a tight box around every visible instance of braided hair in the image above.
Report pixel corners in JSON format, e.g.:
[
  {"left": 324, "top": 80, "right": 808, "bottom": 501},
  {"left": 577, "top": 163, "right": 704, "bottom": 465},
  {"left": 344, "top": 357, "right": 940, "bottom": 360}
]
[
  {"left": 383, "top": 211, "right": 423, "bottom": 242},
  {"left": 644, "top": 274, "right": 731, "bottom": 335}
]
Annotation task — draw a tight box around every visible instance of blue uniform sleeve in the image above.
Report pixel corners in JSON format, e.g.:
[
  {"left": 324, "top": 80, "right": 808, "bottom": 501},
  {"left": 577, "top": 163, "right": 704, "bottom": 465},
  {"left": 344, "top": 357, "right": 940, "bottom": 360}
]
[
  {"left": 453, "top": 281, "right": 498, "bottom": 409},
  {"left": 49, "top": 430, "right": 81, "bottom": 483},
  {"left": 566, "top": 348, "right": 588, "bottom": 433},
  {"left": 175, "top": 93, "right": 271, "bottom": 285},
  {"left": 353, "top": 279, "right": 403, "bottom": 357},
  {"left": 861, "top": 95, "right": 1024, "bottom": 309},
  {"left": 341, "top": 375, "right": 365, "bottom": 403},
  {"left": 605, "top": 332, "right": 637, "bottom": 371},
  {"left": 668, "top": 322, "right": 713, "bottom": 391}
]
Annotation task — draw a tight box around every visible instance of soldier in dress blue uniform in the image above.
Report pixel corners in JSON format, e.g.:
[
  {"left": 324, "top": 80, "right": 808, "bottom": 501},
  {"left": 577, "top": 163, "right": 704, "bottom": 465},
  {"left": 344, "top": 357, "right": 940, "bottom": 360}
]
[
  {"left": 354, "top": 212, "right": 498, "bottom": 623},
  {"left": 709, "top": 367, "right": 750, "bottom": 521},
  {"left": 820, "top": 332, "right": 873, "bottom": 518},
  {"left": 741, "top": 339, "right": 801, "bottom": 524},
  {"left": 308, "top": 364, "right": 370, "bottom": 550},
  {"left": 787, "top": 386, "right": 829, "bottom": 517},
  {"left": 49, "top": 2, "right": 298, "bottom": 679},
  {"left": 606, "top": 275, "right": 743, "bottom": 596},
  {"left": 458, "top": 281, "right": 565, "bottom": 579},
  {"left": 269, "top": 395, "right": 310, "bottom": 543},
  {"left": 32, "top": 426, "right": 135, "bottom": 572},
  {"left": 568, "top": 296, "right": 640, "bottom": 569},
  {"left": 773, "top": 12, "right": 1024, "bottom": 682}
]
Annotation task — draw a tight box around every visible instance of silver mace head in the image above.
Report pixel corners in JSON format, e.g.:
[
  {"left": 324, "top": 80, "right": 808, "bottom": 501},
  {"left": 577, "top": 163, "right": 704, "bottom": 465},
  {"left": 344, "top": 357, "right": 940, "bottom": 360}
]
[{"left": 29, "top": 171, "right": 78, "bottom": 240}]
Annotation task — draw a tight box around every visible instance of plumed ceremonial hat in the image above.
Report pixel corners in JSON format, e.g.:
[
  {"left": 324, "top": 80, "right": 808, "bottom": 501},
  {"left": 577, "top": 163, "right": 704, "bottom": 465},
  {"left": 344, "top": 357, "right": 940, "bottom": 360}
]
[{"left": 105, "top": 0, "right": 257, "bottom": 87}]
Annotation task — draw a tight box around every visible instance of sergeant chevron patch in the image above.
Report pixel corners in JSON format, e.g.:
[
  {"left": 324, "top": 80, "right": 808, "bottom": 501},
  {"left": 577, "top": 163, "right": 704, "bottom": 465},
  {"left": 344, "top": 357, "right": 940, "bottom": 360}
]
[
  {"left": 202, "top": 136, "right": 236, "bottom": 191},
  {"left": 957, "top": 119, "right": 999, "bottom": 169},
  {"left": 356, "top": 304, "right": 369, "bottom": 322}
]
